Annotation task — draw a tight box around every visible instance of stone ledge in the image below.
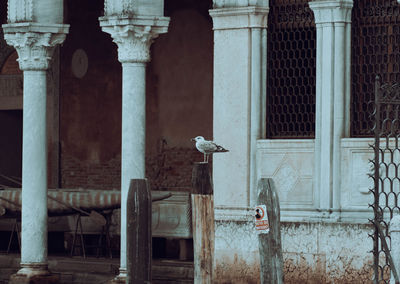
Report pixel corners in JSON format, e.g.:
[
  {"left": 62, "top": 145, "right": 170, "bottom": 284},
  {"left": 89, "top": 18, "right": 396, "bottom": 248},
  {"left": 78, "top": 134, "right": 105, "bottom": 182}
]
[
  {"left": 2, "top": 22, "right": 69, "bottom": 35},
  {"left": 98, "top": 15, "right": 170, "bottom": 30},
  {"left": 214, "top": 206, "right": 372, "bottom": 224}
]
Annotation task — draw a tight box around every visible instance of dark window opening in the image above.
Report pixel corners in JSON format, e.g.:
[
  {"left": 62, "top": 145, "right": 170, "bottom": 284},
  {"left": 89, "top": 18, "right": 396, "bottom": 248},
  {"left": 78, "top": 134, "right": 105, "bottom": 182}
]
[
  {"left": 266, "top": 0, "right": 316, "bottom": 138},
  {"left": 351, "top": 0, "right": 400, "bottom": 137}
]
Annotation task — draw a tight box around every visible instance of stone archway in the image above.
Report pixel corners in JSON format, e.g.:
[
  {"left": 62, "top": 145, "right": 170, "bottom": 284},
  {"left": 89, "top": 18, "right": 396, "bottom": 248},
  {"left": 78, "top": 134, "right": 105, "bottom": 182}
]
[
  {"left": 0, "top": 46, "right": 23, "bottom": 188},
  {"left": 1, "top": 51, "right": 21, "bottom": 74}
]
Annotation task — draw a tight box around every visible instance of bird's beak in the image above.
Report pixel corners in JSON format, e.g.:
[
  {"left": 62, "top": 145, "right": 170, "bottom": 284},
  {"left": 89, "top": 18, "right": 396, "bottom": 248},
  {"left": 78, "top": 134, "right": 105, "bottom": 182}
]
[{"left": 191, "top": 138, "right": 195, "bottom": 141}]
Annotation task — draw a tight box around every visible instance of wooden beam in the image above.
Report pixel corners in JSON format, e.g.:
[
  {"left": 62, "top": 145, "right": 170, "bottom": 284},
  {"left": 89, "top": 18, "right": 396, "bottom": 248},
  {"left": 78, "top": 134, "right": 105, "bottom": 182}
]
[{"left": 126, "top": 179, "right": 152, "bottom": 284}]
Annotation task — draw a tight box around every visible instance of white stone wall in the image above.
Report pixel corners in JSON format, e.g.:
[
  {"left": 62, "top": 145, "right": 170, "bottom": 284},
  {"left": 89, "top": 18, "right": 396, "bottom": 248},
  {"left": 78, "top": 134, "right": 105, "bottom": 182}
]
[
  {"left": 257, "top": 138, "right": 374, "bottom": 223},
  {"left": 340, "top": 139, "right": 374, "bottom": 218},
  {"left": 257, "top": 140, "right": 316, "bottom": 211},
  {"left": 282, "top": 222, "right": 372, "bottom": 283},
  {"left": 212, "top": 138, "right": 376, "bottom": 282},
  {"left": 209, "top": 0, "right": 379, "bottom": 281}
]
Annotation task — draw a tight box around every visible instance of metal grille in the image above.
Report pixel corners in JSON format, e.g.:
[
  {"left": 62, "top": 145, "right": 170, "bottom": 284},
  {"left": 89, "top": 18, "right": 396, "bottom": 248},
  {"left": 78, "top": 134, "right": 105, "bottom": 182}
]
[
  {"left": 351, "top": 0, "right": 400, "bottom": 137},
  {"left": 371, "top": 77, "right": 400, "bottom": 284},
  {"left": 266, "top": 0, "right": 316, "bottom": 138}
]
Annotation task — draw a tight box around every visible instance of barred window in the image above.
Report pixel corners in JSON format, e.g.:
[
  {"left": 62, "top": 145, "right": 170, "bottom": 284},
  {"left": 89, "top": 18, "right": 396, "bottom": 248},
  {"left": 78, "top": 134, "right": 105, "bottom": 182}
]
[
  {"left": 351, "top": 0, "right": 400, "bottom": 137},
  {"left": 266, "top": 0, "right": 316, "bottom": 138}
]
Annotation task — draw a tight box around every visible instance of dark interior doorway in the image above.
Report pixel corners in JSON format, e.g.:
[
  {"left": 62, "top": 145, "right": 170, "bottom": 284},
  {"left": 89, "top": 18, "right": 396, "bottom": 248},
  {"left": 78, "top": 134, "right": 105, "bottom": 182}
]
[{"left": 0, "top": 110, "right": 22, "bottom": 187}]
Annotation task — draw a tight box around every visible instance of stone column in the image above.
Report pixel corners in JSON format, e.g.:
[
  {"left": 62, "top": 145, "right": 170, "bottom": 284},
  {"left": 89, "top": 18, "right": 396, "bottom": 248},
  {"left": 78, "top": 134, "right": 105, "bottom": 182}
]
[
  {"left": 309, "top": 0, "right": 353, "bottom": 216},
  {"left": 99, "top": 14, "right": 169, "bottom": 282},
  {"left": 209, "top": 3, "right": 269, "bottom": 282},
  {"left": 1, "top": 24, "right": 68, "bottom": 282},
  {"left": 209, "top": 4, "right": 269, "bottom": 214}
]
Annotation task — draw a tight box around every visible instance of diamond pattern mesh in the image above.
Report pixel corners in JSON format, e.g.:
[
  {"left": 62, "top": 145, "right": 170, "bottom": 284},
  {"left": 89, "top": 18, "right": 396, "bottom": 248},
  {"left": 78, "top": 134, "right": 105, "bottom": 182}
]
[{"left": 370, "top": 79, "right": 400, "bottom": 283}]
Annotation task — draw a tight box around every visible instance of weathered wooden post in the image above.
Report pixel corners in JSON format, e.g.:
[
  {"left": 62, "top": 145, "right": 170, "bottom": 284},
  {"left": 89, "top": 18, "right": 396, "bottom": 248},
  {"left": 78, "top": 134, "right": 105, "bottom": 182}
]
[
  {"left": 126, "top": 179, "right": 152, "bottom": 284},
  {"left": 191, "top": 162, "right": 214, "bottom": 284},
  {"left": 256, "top": 178, "right": 283, "bottom": 284}
]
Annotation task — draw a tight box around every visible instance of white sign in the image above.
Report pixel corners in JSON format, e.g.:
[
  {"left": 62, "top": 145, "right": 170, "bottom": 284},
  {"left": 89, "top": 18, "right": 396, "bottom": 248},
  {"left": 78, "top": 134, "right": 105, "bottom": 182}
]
[{"left": 255, "top": 205, "right": 269, "bottom": 234}]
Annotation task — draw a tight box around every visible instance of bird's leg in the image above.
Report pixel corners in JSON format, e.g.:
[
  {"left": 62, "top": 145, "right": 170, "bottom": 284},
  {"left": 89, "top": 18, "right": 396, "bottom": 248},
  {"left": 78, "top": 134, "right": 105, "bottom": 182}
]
[
  {"left": 206, "top": 154, "right": 209, "bottom": 163},
  {"left": 203, "top": 153, "right": 206, "bottom": 163}
]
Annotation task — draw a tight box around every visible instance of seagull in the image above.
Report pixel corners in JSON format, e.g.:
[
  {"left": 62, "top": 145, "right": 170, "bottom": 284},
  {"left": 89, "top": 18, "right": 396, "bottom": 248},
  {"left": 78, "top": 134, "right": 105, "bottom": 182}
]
[{"left": 191, "top": 136, "right": 229, "bottom": 163}]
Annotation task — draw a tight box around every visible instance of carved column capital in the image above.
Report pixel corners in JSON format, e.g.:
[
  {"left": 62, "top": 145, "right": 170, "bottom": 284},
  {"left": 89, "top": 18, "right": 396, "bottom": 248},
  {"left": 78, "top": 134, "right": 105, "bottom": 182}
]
[
  {"left": 99, "top": 16, "right": 169, "bottom": 63},
  {"left": 4, "top": 32, "right": 65, "bottom": 71},
  {"left": 209, "top": 6, "right": 269, "bottom": 30},
  {"left": 101, "top": 25, "right": 158, "bottom": 63},
  {"left": 2, "top": 24, "right": 69, "bottom": 71},
  {"left": 309, "top": 0, "right": 353, "bottom": 25}
]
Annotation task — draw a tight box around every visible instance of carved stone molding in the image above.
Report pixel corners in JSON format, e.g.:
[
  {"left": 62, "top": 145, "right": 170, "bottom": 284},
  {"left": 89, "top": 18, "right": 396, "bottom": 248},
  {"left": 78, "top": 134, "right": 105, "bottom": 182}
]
[
  {"left": 209, "top": 6, "right": 269, "bottom": 30},
  {"left": 213, "top": 0, "right": 269, "bottom": 9},
  {"left": 7, "top": 0, "right": 33, "bottom": 23},
  {"left": 104, "top": 0, "right": 164, "bottom": 17},
  {"left": 99, "top": 16, "right": 169, "bottom": 63},
  {"left": 8, "top": 0, "right": 63, "bottom": 24},
  {"left": 2, "top": 24, "right": 69, "bottom": 71},
  {"left": 104, "top": 0, "right": 135, "bottom": 16}
]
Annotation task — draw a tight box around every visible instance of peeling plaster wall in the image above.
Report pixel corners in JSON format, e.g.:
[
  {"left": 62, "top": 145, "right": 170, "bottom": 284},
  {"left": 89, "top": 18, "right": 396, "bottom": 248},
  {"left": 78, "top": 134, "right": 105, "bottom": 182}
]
[
  {"left": 215, "top": 221, "right": 260, "bottom": 284},
  {"left": 214, "top": 221, "right": 373, "bottom": 283}
]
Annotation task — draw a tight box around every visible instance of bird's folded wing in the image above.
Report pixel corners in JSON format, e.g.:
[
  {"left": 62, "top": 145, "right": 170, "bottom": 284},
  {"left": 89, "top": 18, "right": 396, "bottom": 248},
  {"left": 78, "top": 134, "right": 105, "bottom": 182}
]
[{"left": 200, "top": 141, "right": 218, "bottom": 152}]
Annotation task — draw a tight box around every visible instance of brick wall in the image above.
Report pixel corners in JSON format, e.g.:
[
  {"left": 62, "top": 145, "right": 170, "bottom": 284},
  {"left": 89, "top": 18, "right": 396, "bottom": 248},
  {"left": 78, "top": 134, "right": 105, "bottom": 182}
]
[
  {"left": 61, "top": 146, "right": 204, "bottom": 191},
  {"left": 61, "top": 154, "right": 121, "bottom": 190},
  {"left": 147, "top": 146, "right": 204, "bottom": 191}
]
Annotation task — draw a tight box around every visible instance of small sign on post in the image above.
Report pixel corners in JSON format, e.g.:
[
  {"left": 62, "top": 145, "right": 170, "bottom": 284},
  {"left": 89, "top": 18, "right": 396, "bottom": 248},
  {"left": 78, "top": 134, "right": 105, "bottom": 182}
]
[{"left": 255, "top": 205, "right": 270, "bottom": 234}]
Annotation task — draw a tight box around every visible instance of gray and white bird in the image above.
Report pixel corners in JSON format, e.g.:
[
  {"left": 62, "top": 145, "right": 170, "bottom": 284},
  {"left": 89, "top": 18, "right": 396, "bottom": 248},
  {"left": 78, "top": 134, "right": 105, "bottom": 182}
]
[{"left": 191, "top": 136, "right": 229, "bottom": 163}]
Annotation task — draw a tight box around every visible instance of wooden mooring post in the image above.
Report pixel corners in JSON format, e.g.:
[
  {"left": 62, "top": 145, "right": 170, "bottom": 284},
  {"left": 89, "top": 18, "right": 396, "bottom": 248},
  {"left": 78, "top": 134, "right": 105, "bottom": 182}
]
[
  {"left": 191, "top": 162, "right": 214, "bottom": 284},
  {"left": 126, "top": 179, "right": 152, "bottom": 284},
  {"left": 256, "top": 178, "right": 283, "bottom": 284}
]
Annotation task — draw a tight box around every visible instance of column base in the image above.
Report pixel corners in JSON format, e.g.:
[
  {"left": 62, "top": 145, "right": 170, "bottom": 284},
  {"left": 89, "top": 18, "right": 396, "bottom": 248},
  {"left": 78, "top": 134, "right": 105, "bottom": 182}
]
[
  {"left": 10, "top": 263, "right": 59, "bottom": 284},
  {"left": 109, "top": 268, "right": 127, "bottom": 284}
]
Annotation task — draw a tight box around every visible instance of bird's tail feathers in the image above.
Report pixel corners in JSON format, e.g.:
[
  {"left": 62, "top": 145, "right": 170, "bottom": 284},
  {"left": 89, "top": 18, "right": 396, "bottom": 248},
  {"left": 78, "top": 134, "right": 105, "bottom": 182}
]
[{"left": 216, "top": 146, "right": 229, "bottom": 152}]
